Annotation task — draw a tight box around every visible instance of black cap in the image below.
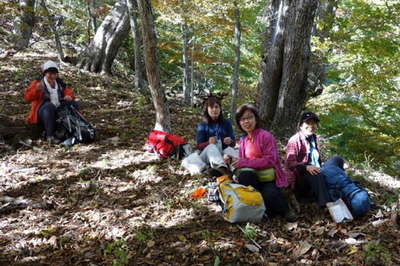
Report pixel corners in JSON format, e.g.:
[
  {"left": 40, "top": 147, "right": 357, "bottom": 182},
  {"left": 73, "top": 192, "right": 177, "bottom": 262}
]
[
  {"left": 300, "top": 112, "right": 320, "bottom": 124},
  {"left": 43, "top": 67, "right": 59, "bottom": 75}
]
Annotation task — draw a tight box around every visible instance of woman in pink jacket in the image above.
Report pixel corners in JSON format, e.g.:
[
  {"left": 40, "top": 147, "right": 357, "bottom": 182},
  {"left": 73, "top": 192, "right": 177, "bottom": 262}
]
[{"left": 231, "top": 104, "right": 296, "bottom": 221}]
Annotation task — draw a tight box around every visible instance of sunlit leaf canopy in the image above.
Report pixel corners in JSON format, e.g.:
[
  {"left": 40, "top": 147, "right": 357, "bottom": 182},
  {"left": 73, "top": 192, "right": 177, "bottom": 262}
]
[
  {"left": 151, "top": 0, "right": 265, "bottom": 95},
  {"left": 311, "top": 0, "right": 400, "bottom": 174}
]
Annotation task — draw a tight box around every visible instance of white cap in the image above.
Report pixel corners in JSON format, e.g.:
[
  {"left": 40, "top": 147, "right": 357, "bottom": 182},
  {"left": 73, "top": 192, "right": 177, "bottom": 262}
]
[{"left": 42, "top": 60, "right": 59, "bottom": 73}]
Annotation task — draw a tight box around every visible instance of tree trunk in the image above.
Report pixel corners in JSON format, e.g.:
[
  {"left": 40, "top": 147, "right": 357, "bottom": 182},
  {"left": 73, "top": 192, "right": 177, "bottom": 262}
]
[
  {"left": 190, "top": 38, "right": 195, "bottom": 105},
  {"left": 87, "top": 0, "right": 97, "bottom": 33},
  {"left": 126, "top": 0, "right": 148, "bottom": 96},
  {"left": 230, "top": 4, "right": 241, "bottom": 120},
  {"left": 77, "top": 0, "right": 129, "bottom": 74},
  {"left": 136, "top": 0, "right": 171, "bottom": 132},
  {"left": 306, "top": 0, "right": 337, "bottom": 97},
  {"left": 41, "top": 0, "right": 64, "bottom": 61},
  {"left": 13, "top": 0, "right": 36, "bottom": 49},
  {"left": 258, "top": 0, "right": 319, "bottom": 138},
  {"left": 182, "top": 23, "right": 192, "bottom": 104}
]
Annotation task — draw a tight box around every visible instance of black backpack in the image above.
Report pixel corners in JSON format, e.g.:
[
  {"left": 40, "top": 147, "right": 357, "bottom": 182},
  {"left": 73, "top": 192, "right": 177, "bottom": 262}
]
[{"left": 55, "top": 103, "right": 96, "bottom": 144}]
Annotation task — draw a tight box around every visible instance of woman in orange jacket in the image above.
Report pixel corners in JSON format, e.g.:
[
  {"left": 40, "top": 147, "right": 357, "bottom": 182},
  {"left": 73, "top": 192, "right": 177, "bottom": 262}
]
[{"left": 24, "top": 60, "right": 77, "bottom": 143}]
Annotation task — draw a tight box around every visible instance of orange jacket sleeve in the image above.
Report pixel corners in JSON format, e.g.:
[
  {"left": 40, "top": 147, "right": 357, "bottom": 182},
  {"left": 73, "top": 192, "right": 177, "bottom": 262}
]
[
  {"left": 24, "top": 80, "right": 43, "bottom": 102},
  {"left": 63, "top": 86, "right": 75, "bottom": 99}
]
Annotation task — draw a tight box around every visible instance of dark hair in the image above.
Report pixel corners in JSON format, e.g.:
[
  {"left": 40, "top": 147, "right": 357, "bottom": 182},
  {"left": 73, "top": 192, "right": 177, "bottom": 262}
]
[
  {"left": 235, "top": 104, "right": 260, "bottom": 133},
  {"left": 298, "top": 111, "right": 320, "bottom": 129},
  {"left": 202, "top": 96, "right": 223, "bottom": 124},
  {"left": 43, "top": 67, "right": 59, "bottom": 75}
]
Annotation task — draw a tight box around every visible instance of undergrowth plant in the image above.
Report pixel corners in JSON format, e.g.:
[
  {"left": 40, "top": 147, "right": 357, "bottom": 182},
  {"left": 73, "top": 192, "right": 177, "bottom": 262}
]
[
  {"left": 104, "top": 240, "right": 129, "bottom": 266},
  {"left": 362, "top": 240, "right": 392, "bottom": 266}
]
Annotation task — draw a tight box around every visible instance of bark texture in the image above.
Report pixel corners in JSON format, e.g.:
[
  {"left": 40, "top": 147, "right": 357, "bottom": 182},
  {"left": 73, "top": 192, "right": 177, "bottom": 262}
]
[
  {"left": 87, "top": 0, "right": 97, "bottom": 33},
  {"left": 126, "top": 0, "right": 148, "bottom": 96},
  {"left": 41, "top": 0, "right": 64, "bottom": 61},
  {"left": 78, "top": 0, "right": 129, "bottom": 74},
  {"left": 13, "top": 0, "right": 36, "bottom": 49},
  {"left": 230, "top": 4, "right": 241, "bottom": 120},
  {"left": 307, "top": 0, "right": 337, "bottom": 97},
  {"left": 182, "top": 23, "right": 192, "bottom": 105},
  {"left": 258, "top": 0, "right": 319, "bottom": 138},
  {"left": 136, "top": 0, "right": 171, "bottom": 132}
]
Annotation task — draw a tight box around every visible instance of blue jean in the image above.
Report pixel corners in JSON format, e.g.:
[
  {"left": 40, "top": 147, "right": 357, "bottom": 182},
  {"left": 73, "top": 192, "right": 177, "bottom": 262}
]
[
  {"left": 38, "top": 100, "right": 78, "bottom": 137},
  {"left": 349, "top": 190, "right": 370, "bottom": 217}
]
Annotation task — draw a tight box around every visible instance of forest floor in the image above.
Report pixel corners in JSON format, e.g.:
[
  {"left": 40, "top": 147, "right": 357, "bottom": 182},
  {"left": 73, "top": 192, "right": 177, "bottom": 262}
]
[{"left": 1, "top": 46, "right": 400, "bottom": 266}]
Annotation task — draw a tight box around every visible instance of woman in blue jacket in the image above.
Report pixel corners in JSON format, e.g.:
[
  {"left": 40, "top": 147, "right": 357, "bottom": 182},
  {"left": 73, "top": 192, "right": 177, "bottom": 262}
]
[
  {"left": 196, "top": 96, "right": 235, "bottom": 176},
  {"left": 322, "top": 157, "right": 371, "bottom": 217}
]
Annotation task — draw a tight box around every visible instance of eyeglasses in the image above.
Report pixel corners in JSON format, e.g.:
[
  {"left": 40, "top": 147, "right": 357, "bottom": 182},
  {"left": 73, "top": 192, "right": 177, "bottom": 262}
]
[{"left": 240, "top": 115, "right": 255, "bottom": 122}]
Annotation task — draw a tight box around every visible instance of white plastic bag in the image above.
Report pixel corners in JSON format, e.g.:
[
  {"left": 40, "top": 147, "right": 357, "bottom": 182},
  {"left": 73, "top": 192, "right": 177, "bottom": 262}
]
[
  {"left": 223, "top": 147, "right": 239, "bottom": 160},
  {"left": 327, "top": 198, "right": 353, "bottom": 223},
  {"left": 181, "top": 152, "right": 206, "bottom": 175}
]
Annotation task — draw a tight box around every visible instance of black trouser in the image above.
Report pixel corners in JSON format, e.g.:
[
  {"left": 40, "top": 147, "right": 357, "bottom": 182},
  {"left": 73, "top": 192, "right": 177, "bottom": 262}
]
[
  {"left": 238, "top": 170, "right": 289, "bottom": 215},
  {"left": 295, "top": 171, "right": 330, "bottom": 206},
  {"left": 38, "top": 101, "right": 79, "bottom": 138}
]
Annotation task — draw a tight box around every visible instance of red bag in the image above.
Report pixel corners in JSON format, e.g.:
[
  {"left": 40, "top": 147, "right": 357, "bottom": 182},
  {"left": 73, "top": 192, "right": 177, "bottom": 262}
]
[{"left": 146, "top": 130, "right": 186, "bottom": 158}]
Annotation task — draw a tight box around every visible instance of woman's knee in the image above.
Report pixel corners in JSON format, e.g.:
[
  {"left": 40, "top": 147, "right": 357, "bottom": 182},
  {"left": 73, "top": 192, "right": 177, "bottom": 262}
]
[
  {"left": 351, "top": 191, "right": 370, "bottom": 217},
  {"left": 206, "top": 143, "right": 220, "bottom": 152},
  {"left": 40, "top": 102, "right": 56, "bottom": 115},
  {"left": 262, "top": 183, "right": 281, "bottom": 198},
  {"left": 238, "top": 171, "right": 258, "bottom": 187}
]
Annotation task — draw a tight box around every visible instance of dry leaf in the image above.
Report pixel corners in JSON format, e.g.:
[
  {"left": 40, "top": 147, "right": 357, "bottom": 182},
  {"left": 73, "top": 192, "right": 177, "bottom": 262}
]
[
  {"left": 347, "top": 245, "right": 358, "bottom": 255},
  {"left": 328, "top": 229, "right": 337, "bottom": 237},
  {"left": 372, "top": 219, "right": 387, "bottom": 227},
  {"left": 147, "top": 240, "right": 155, "bottom": 248},
  {"left": 49, "top": 235, "right": 57, "bottom": 248},
  {"left": 286, "top": 222, "right": 298, "bottom": 231},
  {"left": 375, "top": 210, "right": 384, "bottom": 218},
  {"left": 314, "top": 227, "right": 325, "bottom": 236},
  {"left": 293, "top": 241, "right": 312, "bottom": 258},
  {"left": 344, "top": 238, "right": 357, "bottom": 245},
  {"left": 177, "top": 234, "right": 187, "bottom": 242},
  {"left": 245, "top": 244, "right": 260, "bottom": 253}
]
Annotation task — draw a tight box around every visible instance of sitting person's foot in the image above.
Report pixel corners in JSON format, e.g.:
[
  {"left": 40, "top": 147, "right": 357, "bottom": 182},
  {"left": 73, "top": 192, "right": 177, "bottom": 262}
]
[
  {"left": 217, "top": 166, "right": 231, "bottom": 177},
  {"left": 47, "top": 136, "right": 62, "bottom": 145},
  {"left": 284, "top": 208, "right": 298, "bottom": 222},
  {"left": 206, "top": 168, "right": 224, "bottom": 178}
]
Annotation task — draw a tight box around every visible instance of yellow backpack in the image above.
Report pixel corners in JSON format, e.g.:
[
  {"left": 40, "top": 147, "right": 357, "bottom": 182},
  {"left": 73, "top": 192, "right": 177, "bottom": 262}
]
[{"left": 217, "top": 176, "right": 266, "bottom": 223}]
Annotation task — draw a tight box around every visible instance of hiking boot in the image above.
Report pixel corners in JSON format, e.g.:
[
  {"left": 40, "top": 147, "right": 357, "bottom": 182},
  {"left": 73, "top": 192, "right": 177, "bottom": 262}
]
[{"left": 284, "top": 208, "right": 298, "bottom": 222}]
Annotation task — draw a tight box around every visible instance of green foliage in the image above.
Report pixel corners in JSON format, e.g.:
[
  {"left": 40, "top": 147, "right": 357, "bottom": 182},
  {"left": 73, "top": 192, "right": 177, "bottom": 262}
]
[
  {"left": 382, "top": 189, "right": 400, "bottom": 206},
  {"left": 78, "top": 167, "right": 92, "bottom": 177},
  {"left": 214, "top": 255, "right": 221, "bottom": 266},
  {"left": 242, "top": 223, "right": 257, "bottom": 239},
  {"left": 311, "top": 0, "right": 400, "bottom": 176},
  {"left": 312, "top": 89, "right": 400, "bottom": 175},
  {"left": 153, "top": 0, "right": 263, "bottom": 95},
  {"left": 163, "top": 199, "right": 173, "bottom": 210},
  {"left": 132, "top": 230, "right": 154, "bottom": 243},
  {"left": 201, "top": 230, "right": 215, "bottom": 241},
  {"left": 104, "top": 240, "right": 129, "bottom": 266},
  {"left": 362, "top": 241, "right": 392, "bottom": 265}
]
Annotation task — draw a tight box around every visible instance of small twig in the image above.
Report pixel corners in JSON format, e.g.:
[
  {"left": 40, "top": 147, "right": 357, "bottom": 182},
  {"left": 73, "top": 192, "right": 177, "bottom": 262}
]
[
  {"left": 95, "top": 169, "right": 102, "bottom": 181},
  {"left": 236, "top": 224, "right": 262, "bottom": 250},
  {"left": 18, "top": 140, "right": 33, "bottom": 148}
]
